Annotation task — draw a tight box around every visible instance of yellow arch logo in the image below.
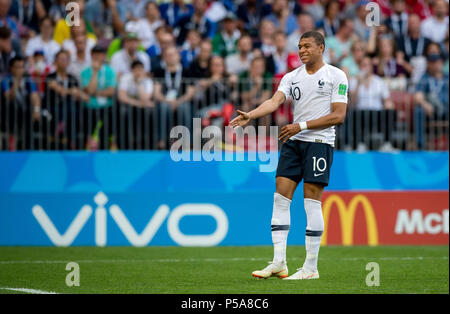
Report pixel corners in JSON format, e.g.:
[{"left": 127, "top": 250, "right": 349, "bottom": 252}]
[{"left": 322, "top": 194, "right": 379, "bottom": 246}]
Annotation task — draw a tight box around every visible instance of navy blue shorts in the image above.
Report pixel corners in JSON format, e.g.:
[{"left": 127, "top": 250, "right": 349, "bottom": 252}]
[{"left": 275, "top": 139, "right": 334, "bottom": 186}]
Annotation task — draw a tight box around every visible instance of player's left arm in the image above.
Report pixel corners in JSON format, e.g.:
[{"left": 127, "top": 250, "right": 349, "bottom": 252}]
[{"left": 278, "top": 102, "right": 347, "bottom": 142}]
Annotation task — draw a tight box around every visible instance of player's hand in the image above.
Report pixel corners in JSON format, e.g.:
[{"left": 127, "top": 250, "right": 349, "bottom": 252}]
[
  {"left": 229, "top": 110, "right": 251, "bottom": 128},
  {"left": 278, "top": 123, "right": 301, "bottom": 143}
]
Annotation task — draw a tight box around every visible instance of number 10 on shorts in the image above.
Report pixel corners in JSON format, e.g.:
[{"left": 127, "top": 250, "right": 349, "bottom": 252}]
[{"left": 312, "top": 156, "right": 327, "bottom": 172}]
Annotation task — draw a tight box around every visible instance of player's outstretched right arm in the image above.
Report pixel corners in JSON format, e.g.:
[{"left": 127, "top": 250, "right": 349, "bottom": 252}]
[{"left": 229, "top": 91, "right": 286, "bottom": 128}]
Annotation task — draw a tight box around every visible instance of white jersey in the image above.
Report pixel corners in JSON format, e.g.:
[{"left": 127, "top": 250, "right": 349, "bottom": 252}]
[{"left": 277, "top": 63, "right": 348, "bottom": 146}]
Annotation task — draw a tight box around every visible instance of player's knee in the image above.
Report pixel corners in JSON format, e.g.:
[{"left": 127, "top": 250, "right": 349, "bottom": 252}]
[{"left": 303, "top": 183, "right": 324, "bottom": 200}]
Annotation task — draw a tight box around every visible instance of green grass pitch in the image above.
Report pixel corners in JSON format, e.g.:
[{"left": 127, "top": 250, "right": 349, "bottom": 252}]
[{"left": 0, "top": 246, "right": 448, "bottom": 294}]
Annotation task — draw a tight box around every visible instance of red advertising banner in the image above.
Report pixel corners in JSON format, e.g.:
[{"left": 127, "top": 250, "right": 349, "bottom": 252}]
[{"left": 321, "top": 191, "right": 449, "bottom": 245}]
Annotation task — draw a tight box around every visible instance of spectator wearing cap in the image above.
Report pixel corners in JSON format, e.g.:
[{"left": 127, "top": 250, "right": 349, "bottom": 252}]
[
  {"left": 53, "top": 0, "right": 97, "bottom": 46},
  {"left": 80, "top": 44, "right": 117, "bottom": 149},
  {"left": 110, "top": 30, "right": 150, "bottom": 81},
  {"left": 174, "top": 0, "right": 216, "bottom": 46},
  {"left": 1, "top": 55, "right": 41, "bottom": 150},
  {"left": 136, "top": 1, "right": 165, "bottom": 50},
  {"left": 0, "top": 0, "right": 19, "bottom": 39},
  {"left": 118, "top": 59, "right": 155, "bottom": 149},
  {"left": 225, "top": 34, "right": 254, "bottom": 76},
  {"left": 153, "top": 45, "right": 196, "bottom": 149},
  {"left": 25, "top": 16, "right": 61, "bottom": 66},
  {"left": 0, "top": 26, "right": 21, "bottom": 76},
  {"left": 180, "top": 29, "right": 201, "bottom": 68},
  {"left": 420, "top": 0, "right": 449, "bottom": 43},
  {"left": 211, "top": 13, "right": 241, "bottom": 58},
  {"left": 159, "top": 0, "right": 194, "bottom": 28},
  {"left": 265, "top": 0, "right": 299, "bottom": 36},
  {"left": 8, "top": 0, "right": 46, "bottom": 36},
  {"left": 414, "top": 49, "right": 449, "bottom": 149},
  {"left": 324, "top": 18, "right": 355, "bottom": 67},
  {"left": 84, "top": 0, "right": 127, "bottom": 45},
  {"left": 286, "top": 12, "right": 315, "bottom": 53},
  {"left": 384, "top": 0, "right": 409, "bottom": 38},
  {"left": 67, "top": 33, "right": 93, "bottom": 83},
  {"left": 315, "top": 0, "right": 340, "bottom": 38}
]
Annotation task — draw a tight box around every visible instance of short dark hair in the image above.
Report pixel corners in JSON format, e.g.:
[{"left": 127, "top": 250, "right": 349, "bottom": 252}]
[
  {"left": 55, "top": 49, "right": 70, "bottom": 59},
  {"left": 131, "top": 60, "right": 144, "bottom": 69},
  {"left": 0, "top": 26, "right": 11, "bottom": 40},
  {"left": 9, "top": 56, "right": 25, "bottom": 69},
  {"left": 300, "top": 31, "right": 325, "bottom": 49}
]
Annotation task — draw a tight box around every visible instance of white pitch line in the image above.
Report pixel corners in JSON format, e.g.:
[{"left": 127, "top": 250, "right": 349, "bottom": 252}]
[
  {"left": 0, "top": 287, "right": 58, "bottom": 294},
  {"left": 0, "top": 256, "right": 447, "bottom": 265}
]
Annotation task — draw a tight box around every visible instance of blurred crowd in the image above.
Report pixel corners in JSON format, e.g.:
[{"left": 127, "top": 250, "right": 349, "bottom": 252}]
[{"left": 0, "top": 0, "right": 448, "bottom": 151}]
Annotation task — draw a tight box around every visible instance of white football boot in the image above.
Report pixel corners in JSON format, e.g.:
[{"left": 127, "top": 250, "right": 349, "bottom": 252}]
[
  {"left": 283, "top": 268, "right": 319, "bottom": 280},
  {"left": 252, "top": 262, "right": 288, "bottom": 279}
]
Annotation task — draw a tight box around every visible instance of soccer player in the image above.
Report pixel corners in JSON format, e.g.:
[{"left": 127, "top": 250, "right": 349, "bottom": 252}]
[{"left": 229, "top": 31, "right": 348, "bottom": 280}]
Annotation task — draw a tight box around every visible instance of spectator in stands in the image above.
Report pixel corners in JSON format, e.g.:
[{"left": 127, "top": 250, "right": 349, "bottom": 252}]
[
  {"left": 110, "top": 30, "right": 150, "bottom": 80},
  {"left": 384, "top": 0, "right": 409, "bottom": 37},
  {"left": 80, "top": 45, "right": 117, "bottom": 150},
  {"left": 0, "top": 0, "right": 19, "bottom": 38},
  {"left": 159, "top": 0, "right": 194, "bottom": 28},
  {"left": 195, "top": 55, "right": 237, "bottom": 127},
  {"left": 62, "top": 22, "right": 96, "bottom": 61},
  {"left": 265, "top": 30, "right": 289, "bottom": 75},
  {"left": 120, "top": 0, "right": 148, "bottom": 20},
  {"left": 1, "top": 56, "right": 41, "bottom": 150},
  {"left": 118, "top": 60, "right": 155, "bottom": 149},
  {"left": 341, "top": 39, "right": 366, "bottom": 78},
  {"left": 136, "top": 1, "right": 164, "bottom": 50},
  {"left": 350, "top": 0, "right": 371, "bottom": 41},
  {"left": 325, "top": 18, "right": 355, "bottom": 67},
  {"left": 175, "top": 0, "right": 216, "bottom": 46},
  {"left": 44, "top": 50, "right": 85, "bottom": 149},
  {"left": 211, "top": 13, "right": 240, "bottom": 58},
  {"left": 349, "top": 55, "right": 396, "bottom": 152},
  {"left": 372, "top": 35, "right": 408, "bottom": 79},
  {"left": 153, "top": 45, "right": 195, "bottom": 149},
  {"left": 25, "top": 16, "right": 61, "bottom": 66},
  {"left": 315, "top": 0, "right": 340, "bottom": 38},
  {"left": 8, "top": 0, "right": 46, "bottom": 36},
  {"left": 265, "top": 0, "right": 299, "bottom": 35},
  {"left": 0, "top": 26, "right": 21, "bottom": 76},
  {"left": 396, "top": 13, "right": 431, "bottom": 84},
  {"left": 225, "top": 34, "right": 254, "bottom": 76},
  {"left": 187, "top": 39, "right": 212, "bottom": 79},
  {"left": 253, "top": 19, "right": 276, "bottom": 57},
  {"left": 238, "top": 56, "right": 272, "bottom": 129},
  {"left": 28, "top": 51, "right": 51, "bottom": 95},
  {"left": 53, "top": 0, "right": 97, "bottom": 46},
  {"left": 84, "top": 0, "right": 127, "bottom": 45},
  {"left": 420, "top": 0, "right": 449, "bottom": 43},
  {"left": 414, "top": 51, "right": 449, "bottom": 149},
  {"left": 67, "top": 33, "right": 92, "bottom": 83},
  {"left": 48, "top": 0, "right": 68, "bottom": 22},
  {"left": 236, "top": 0, "right": 268, "bottom": 39},
  {"left": 180, "top": 29, "right": 201, "bottom": 68},
  {"left": 148, "top": 28, "right": 175, "bottom": 73},
  {"left": 287, "top": 12, "right": 315, "bottom": 53},
  {"left": 301, "top": 0, "right": 324, "bottom": 23}
]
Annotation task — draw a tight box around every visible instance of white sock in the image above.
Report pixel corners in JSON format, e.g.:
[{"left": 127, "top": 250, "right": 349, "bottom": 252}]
[
  {"left": 303, "top": 198, "right": 324, "bottom": 272},
  {"left": 271, "top": 193, "right": 291, "bottom": 265}
]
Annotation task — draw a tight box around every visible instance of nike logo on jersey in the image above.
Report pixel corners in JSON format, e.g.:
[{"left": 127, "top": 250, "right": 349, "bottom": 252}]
[
  {"left": 292, "top": 81, "right": 300, "bottom": 85},
  {"left": 313, "top": 173, "right": 324, "bottom": 177}
]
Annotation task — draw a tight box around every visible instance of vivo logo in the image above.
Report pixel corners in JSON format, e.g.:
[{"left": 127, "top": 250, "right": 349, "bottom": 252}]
[{"left": 32, "top": 192, "right": 228, "bottom": 247}]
